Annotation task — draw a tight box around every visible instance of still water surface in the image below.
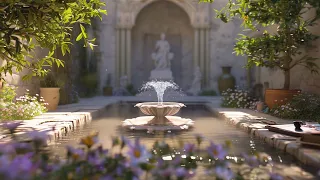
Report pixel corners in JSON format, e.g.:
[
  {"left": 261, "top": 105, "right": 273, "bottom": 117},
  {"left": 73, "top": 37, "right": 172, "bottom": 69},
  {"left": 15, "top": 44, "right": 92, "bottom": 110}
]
[{"left": 49, "top": 103, "right": 318, "bottom": 177}]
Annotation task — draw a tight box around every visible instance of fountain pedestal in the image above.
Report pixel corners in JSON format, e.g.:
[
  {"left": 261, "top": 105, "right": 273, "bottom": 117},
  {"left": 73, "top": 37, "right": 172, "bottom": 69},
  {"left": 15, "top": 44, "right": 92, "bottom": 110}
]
[
  {"left": 122, "top": 102, "right": 194, "bottom": 131},
  {"left": 149, "top": 69, "right": 174, "bottom": 81}
]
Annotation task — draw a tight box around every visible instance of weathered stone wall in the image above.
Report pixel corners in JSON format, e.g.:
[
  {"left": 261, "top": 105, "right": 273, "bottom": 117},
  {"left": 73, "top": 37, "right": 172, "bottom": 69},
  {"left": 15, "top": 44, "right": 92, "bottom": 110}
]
[
  {"left": 98, "top": 0, "right": 117, "bottom": 91},
  {"left": 98, "top": 0, "right": 248, "bottom": 93},
  {"left": 0, "top": 48, "right": 48, "bottom": 96},
  {"left": 208, "top": 1, "right": 247, "bottom": 91},
  {"left": 257, "top": 7, "right": 320, "bottom": 95}
]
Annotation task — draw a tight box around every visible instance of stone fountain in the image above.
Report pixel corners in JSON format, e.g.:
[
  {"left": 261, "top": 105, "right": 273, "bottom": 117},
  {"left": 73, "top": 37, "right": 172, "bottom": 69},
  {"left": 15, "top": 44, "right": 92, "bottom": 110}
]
[{"left": 122, "top": 81, "right": 194, "bottom": 131}]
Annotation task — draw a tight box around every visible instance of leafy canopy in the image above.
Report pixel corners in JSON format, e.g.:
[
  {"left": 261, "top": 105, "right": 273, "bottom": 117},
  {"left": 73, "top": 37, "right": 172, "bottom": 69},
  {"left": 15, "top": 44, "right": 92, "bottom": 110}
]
[
  {"left": 201, "top": 0, "right": 320, "bottom": 89},
  {"left": 0, "top": 0, "right": 106, "bottom": 80}
]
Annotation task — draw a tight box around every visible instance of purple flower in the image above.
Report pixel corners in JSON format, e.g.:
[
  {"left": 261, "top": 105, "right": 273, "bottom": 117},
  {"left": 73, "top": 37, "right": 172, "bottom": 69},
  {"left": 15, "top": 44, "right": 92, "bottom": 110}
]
[
  {"left": 88, "top": 151, "right": 104, "bottom": 166},
  {"left": 26, "top": 130, "right": 49, "bottom": 145},
  {"left": 242, "top": 154, "right": 259, "bottom": 168},
  {"left": 0, "top": 144, "right": 16, "bottom": 154},
  {"left": 127, "top": 138, "right": 151, "bottom": 165},
  {"left": 14, "top": 142, "right": 32, "bottom": 151},
  {"left": 154, "top": 167, "right": 174, "bottom": 177},
  {"left": 66, "top": 146, "right": 85, "bottom": 161},
  {"left": 184, "top": 143, "right": 195, "bottom": 154},
  {"left": 1, "top": 121, "right": 22, "bottom": 133},
  {"left": 270, "top": 173, "right": 284, "bottom": 180},
  {"left": 100, "top": 175, "right": 114, "bottom": 180},
  {"left": 172, "top": 155, "right": 182, "bottom": 166},
  {"left": 207, "top": 142, "right": 227, "bottom": 160},
  {"left": 175, "top": 167, "right": 195, "bottom": 179},
  {"left": 215, "top": 166, "right": 234, "bottom": 180}
]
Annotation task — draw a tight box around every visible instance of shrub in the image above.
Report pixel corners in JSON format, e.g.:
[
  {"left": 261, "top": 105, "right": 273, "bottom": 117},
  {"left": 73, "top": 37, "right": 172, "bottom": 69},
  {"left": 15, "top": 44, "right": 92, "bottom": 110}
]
[
  {"left": 270, "top": 93, "right": 320, "bottom": 121},
  {"left": 0, "top": 85, "right": 47, "bottom": 120},
  {"left": 199, "top": 90, "right": 217, "bottom": 96},
  {"left": 0, "top": 123, "right": 287, "bottom": 180},
  {"left": 221, "top": 88, "right": 257, "bottom": 109}
]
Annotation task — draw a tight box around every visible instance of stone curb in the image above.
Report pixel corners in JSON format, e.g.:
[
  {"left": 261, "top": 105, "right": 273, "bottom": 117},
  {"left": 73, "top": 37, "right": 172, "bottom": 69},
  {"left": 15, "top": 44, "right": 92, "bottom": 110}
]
[
  {"left": 205, "top": 105, "right": 320, "bottom": 168},
  {"left": 0, "top": 101, "right": 119, "bottom": 144}
]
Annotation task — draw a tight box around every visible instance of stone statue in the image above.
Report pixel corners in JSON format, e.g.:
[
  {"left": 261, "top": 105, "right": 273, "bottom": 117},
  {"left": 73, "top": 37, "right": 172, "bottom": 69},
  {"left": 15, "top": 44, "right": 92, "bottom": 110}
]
[
  {"left": 120, "top": 75, "right": 128, "bottom": 88},
  {"left": 187, "top": 66, "right": 202, "bottom": 96},
  {"left": 151, "top": 33, "right": 174, "bottom": 70}
]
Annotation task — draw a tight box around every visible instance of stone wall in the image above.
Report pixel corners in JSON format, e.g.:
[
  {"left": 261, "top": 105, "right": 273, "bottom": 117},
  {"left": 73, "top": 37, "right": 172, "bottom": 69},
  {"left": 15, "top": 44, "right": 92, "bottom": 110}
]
[
  {"left": 98, "top": 0, "right": 117, "bottom": 91},
  {"left": 98, "top": 0, "right": 248, "bottom": 93},
  {"left": 209, "top": 0, "right": 247, "bottom": 91},
  {"left": 0, "top": 48, "right": 48, "bottom": 96},
  {"left": 256, "top": 8, "right": 320, "bottom": 95}
]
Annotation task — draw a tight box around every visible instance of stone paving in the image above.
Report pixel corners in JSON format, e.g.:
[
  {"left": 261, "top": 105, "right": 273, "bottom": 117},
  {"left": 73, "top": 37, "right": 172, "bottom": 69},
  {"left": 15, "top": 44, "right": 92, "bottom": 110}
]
[{"left": 0, "top": 95, "right": 319, "bottom": 171}]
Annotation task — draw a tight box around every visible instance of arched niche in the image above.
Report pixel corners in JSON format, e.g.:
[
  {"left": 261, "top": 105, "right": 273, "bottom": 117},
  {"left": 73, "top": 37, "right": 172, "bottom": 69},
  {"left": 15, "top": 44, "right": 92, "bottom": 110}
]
[{"left": 131, "top": 0, "right": 194, "bottom": 89}]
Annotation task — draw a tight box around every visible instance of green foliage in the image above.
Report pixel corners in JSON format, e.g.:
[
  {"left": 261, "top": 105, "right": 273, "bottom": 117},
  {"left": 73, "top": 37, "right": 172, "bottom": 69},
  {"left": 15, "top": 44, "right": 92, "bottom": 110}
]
[
  {"left": 221, "top": 88, "right": 257, "bottom": 109},
  {"left": 40, "top": 73, "right": 63, "bottom": 88},
  {"left": 80, "top": 72, "right": 98, "bottom": 97},
  {"left": 126, "top": 84, "right": 137, "bottom": 96},
  {"left": 269, "top": 93, "right": 320, "bottom": 122},
  {"left": 0, "top": 0, "right": 107, "bottom": 80},
  {"left": 0, "top": 85, "right": 47, "bottom": 120},
  {"left": 0, "top": 84, "right": 16, "bottom": 102},
  {"left": 202, "top": 0, "right": 320, "bottom": 89},
  {"left": 199, "top": 89, "right": 217, "bottom": 96}
]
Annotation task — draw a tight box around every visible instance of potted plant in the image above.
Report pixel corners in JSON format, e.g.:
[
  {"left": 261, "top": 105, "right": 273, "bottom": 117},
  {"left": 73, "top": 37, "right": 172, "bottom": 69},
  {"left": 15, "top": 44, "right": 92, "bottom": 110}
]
[
  {"left": 213, "top": 0, "right": 320, "bottom": 108},
  {"left": 103, "top": 73, "right": 113, "bottom": 96},
  {"left": 40, "top": 73, "right": 61, "bottom": 111}
]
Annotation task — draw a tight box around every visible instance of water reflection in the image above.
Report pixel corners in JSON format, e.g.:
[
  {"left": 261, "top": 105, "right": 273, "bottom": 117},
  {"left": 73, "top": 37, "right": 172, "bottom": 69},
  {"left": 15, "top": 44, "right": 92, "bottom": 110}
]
[{"left": 48, "top": 103, "right": 317, "bottom": 176}]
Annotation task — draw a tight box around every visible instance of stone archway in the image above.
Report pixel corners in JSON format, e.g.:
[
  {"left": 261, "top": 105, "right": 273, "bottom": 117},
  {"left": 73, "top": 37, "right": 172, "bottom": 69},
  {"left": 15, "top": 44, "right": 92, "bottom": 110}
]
[
  {"left": 131, "top": 0, "right": 193, "bottom": 89},
  {"left": 114, "top": 0, "right": 211, "bottom": 90}
]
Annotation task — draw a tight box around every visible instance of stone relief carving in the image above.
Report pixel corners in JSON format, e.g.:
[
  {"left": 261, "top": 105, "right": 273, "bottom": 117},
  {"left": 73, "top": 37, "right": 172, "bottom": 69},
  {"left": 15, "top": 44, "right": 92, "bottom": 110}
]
[{"left": 115, "top": 0, "right": 210, "bottom": 28}]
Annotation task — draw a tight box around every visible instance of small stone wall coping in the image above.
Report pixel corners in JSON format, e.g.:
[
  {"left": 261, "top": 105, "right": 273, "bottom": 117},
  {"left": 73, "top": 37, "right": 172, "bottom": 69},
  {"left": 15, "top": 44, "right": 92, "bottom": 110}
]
[{"left": 208, "top": 106, "right": 320, "bottom": 169}]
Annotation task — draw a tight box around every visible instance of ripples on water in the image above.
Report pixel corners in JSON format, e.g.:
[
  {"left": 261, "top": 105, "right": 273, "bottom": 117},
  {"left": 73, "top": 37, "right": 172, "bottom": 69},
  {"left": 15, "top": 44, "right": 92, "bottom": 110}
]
[{"left": 48, "top": 103, "right": 317, "bottom": 176}]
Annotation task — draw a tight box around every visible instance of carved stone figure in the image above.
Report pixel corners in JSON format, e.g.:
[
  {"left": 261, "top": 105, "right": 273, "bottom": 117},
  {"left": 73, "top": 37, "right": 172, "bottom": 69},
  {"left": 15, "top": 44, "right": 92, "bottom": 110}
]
[
  {"left": 151, "top": 33, "right": 174, "bottom": 70},
  {"left": 187, "top": 66, "right": 202, "bottom": 96}
]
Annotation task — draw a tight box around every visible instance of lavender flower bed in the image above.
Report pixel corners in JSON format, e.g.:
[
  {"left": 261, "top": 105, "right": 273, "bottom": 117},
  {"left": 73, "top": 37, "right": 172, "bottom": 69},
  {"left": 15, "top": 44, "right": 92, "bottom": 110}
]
[{"left": 0, "top": 121, "right": 297, "bottom": 180}]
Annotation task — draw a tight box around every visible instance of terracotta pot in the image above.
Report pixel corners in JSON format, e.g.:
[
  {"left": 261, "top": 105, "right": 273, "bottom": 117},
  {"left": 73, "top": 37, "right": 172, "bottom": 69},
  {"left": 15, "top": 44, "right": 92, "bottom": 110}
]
[
  {"left": 265, "top": 89, "right": 301, "bottom": 109},
  {"left": 40, "top": 88, "right": 60, "bottom": 111},
  {"left": 218, "top": 66, "right": 236, "bottom": 94},
  {"left": 103, "top": 87, "right": 113, "bottom": 96},
  {"left": 256, "top": 102, "right": 264, "bottom": 112}
]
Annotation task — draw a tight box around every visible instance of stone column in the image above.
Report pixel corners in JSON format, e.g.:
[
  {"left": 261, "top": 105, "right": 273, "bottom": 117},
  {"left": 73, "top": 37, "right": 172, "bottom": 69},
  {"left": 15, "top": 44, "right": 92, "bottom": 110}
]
[
  {"left": 115, "top": 26, "right": 132, "bottom": 86},
  {"left": 126, "top": 28, "right": 131, "bottom": 84},
  {"left": 199, "top": 29, "right": 205, "bottom": 79},
  {"left": 205, "top": 28, "right": 210, "bottom": 88},
  {"left": 193, "top": 28, "right": 200, "bottom": 67},
  {"left": 120, "top": 29, "right": 126, "bottom": 77},
  {"left": 115, "top": 28, "right": 121, "bottom": 86}
]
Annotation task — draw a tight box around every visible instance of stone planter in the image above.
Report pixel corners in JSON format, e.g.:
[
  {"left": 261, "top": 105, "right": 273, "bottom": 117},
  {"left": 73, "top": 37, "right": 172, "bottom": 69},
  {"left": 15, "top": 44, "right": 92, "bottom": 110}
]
[
  {"left": 40, "top": 88, "right": 60, "bottom": 111},
  {"left": 265, "top": 89, "right": 301, "bottom": 109},
  {"left": 218, "top": 66, "right": 236, "bottom": 94}
]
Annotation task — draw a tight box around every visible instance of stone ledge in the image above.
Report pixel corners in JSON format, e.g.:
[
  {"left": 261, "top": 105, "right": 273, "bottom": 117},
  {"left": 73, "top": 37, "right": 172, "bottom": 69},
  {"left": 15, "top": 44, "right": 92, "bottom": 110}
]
[
  {"left": 208, "top": 106, "right": 320, "bottom": 169},
  {"left": 0, "top": 101, "right": 117, "bottom": 144}
]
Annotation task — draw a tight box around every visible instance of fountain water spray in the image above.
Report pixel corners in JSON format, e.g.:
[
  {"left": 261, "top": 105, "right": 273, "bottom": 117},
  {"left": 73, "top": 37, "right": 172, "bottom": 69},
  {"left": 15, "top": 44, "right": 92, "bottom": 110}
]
[{"left": 141, "top": 80, "right": 178, "bottom": 105}]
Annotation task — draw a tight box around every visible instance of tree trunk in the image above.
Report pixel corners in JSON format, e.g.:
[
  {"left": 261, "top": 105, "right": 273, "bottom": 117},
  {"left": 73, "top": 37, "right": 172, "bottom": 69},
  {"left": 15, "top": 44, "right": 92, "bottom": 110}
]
[{"left": 283, "top": 69, "right": 290, "bottom": 90}]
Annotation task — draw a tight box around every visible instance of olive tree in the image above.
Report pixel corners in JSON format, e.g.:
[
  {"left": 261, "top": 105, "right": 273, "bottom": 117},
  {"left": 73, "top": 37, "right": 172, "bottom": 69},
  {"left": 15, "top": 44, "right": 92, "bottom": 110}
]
[
  {"left": 201, "top": 0, "right": 320, "bottom": 90},
  {"left": 0, "top": 0, "right": 106, "bottom": 80}
]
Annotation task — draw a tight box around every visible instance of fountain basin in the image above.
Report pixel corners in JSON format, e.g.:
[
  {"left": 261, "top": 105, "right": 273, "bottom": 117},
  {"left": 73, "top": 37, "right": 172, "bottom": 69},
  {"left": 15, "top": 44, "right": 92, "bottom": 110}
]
[
  {"left": 122, "top": 102, "right": 194, "bottom": 132},
  {"left": 135, "top": 102, "right": 185, "bottom": 116}
]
